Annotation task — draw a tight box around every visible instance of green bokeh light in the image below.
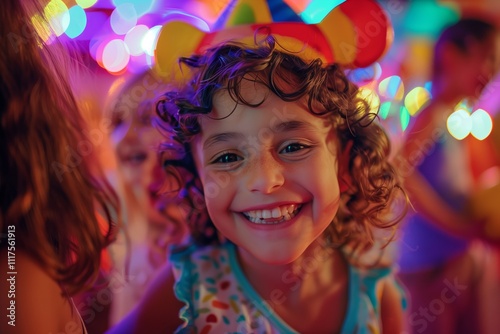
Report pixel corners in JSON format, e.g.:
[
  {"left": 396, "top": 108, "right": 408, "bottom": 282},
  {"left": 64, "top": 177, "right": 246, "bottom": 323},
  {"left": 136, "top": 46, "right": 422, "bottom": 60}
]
[
  {"left": 400, "top": 106, "right": 411, "bottom": 132},
  {"left": 403, "top": 1, "right": 459, "bottom": 38}
]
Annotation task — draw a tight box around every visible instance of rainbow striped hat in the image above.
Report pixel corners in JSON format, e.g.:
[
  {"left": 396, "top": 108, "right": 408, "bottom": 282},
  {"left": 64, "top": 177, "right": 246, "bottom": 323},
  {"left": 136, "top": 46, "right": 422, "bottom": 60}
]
[{"left": 154, "top": 0, "right": 393, "bottom": 80}]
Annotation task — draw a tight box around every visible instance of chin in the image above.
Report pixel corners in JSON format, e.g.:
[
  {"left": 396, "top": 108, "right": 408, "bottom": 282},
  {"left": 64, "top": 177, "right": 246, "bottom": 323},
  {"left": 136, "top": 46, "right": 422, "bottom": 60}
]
[
  {"left": 259, "top": 256, "right": 300, "bottom": 266},
  {"left": 242, "top": 242, "right": 307, "bottom": 266}
]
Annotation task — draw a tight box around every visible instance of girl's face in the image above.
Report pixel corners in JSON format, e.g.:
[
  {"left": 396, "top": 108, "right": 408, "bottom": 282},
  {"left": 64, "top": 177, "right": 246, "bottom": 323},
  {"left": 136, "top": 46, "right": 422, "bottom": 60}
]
[
  {"left": 458, "top": 34, "right": 497, "bottom": 98},
  {"left": 110, "top": 101, "right": 165, "bottom": 199},
  {"left": 191, "top": 81, "right": 343, "bottom": 265}
]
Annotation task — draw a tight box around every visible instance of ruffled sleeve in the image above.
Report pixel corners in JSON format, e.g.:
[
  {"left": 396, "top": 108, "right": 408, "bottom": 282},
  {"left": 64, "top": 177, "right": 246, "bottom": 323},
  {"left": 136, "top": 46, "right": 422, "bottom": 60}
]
[
  {"left": 342, "top": 266, "right": 407, "bottom": 334},
  {"left": 170, "top": 245, "right": 198, "bottom": 333}
]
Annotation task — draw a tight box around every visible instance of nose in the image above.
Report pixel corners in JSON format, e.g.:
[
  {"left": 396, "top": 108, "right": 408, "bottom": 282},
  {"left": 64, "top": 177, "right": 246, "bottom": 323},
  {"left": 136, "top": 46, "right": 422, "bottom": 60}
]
[{"left": 246, "top": 152, "right": 285, "bottom": 194}]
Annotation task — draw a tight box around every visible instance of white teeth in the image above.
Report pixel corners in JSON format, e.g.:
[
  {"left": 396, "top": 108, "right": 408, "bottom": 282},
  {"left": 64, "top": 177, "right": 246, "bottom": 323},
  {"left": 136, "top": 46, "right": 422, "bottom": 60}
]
[{"left": 242, "top": 204, "right": 301, "bottom": 224}]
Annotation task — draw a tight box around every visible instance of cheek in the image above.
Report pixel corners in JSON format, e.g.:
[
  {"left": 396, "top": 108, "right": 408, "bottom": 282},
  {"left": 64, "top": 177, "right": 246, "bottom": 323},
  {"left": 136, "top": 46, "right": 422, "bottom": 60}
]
[
  {"left": 142, "top": 128, "right": 164, "bottom": 147},
  {"left": 197, "top": 170, "right": 222, "bottom": 209},
  {"left": 202, "top": 172, "right": 234, "bottom": 209},
  {"left": 203, "top": 181, "right": 234, "bottom": 233},
  {"left": 317, "top": 177, "right": 340, "bottom": 213},
  {"left": 309, "top": 162, "right": 341, "bottom": 216}
]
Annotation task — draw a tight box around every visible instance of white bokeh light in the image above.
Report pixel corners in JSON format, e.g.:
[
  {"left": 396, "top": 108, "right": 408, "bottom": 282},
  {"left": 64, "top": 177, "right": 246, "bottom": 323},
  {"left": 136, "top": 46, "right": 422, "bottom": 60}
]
[
  {"left": 470, "top": 109, "right": 493, "bottom": 140},
  {"left": 102, "top": 39, "right": 130, "bottom": 73},
  {"left": 125, "top": 25, "right": 149, "bottom": 56},
  {"left": 141, "top": 25, "right": 162, "bottom": 57},
  {"left": 447, "top": 108, "right": 472, "bottom": 140}
]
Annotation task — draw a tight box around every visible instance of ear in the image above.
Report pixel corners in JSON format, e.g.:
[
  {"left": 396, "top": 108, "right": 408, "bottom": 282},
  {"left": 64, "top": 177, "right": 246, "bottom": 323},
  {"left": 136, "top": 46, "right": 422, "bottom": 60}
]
[{"left": 338, "top": 140, "right": 354, "bottom": 193}]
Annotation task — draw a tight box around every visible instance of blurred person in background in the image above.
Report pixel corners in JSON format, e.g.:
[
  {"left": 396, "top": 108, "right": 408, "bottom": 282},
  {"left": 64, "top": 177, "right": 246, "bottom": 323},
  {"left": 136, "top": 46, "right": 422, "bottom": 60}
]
[
  {"left": 395, "top": 17, "right": 498, "bottom": 334},
  {"left": 0, "top": 0, "right": 118, "bottom": 333},
  {"left": 106, "top": 70, "right": 188, "bottom": 326},
  {"left": 74, "top": 70, "right": 188, "bottom": 333}
]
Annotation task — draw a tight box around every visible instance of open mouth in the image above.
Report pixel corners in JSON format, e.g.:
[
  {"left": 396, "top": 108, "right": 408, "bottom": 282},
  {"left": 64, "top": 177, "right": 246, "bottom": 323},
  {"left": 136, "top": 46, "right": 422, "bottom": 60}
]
[{"left": 242, "top": 204, "right": 302, "bottom": 225}]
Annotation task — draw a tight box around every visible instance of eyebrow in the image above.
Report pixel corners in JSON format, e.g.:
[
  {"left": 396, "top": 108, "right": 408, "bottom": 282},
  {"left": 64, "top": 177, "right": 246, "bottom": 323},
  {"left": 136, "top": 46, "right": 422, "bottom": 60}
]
[
  {"left": 271, "top": 120, "right": 315, "bottom": 133},
  {"left": 203, "top": 132, "right": 245, "bottom": 150},
  {"left": 202, "top": 120, "right": 317, "bottom": 150}
]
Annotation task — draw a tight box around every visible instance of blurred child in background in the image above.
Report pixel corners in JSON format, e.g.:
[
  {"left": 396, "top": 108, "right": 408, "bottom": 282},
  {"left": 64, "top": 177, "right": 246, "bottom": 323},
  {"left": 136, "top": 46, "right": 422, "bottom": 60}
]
[
  {"left": 395, "top": 17, "right": 498, "bottom": 334},
  {"left": 74, "top": 70, "right": 189, "bottom": 333},
  {"left": 105, "top": 70, "right": 188, "bottom": 326}
]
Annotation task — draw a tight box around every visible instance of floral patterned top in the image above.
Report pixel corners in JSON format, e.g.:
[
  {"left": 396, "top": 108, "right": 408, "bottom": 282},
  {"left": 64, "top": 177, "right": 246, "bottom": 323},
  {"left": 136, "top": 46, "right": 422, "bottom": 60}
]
[{"left": 170, "top": 242, "right": 404, "bottom": 334}]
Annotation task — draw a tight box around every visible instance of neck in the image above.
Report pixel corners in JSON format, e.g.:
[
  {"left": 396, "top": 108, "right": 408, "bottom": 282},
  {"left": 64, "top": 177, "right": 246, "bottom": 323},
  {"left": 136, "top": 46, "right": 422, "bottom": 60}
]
[{"left": 236, "top": 239, "right": 345, "bottom": 307}]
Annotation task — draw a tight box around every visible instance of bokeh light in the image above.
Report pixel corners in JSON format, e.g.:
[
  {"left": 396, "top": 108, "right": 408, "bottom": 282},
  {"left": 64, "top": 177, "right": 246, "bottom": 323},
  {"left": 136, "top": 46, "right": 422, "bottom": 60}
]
[
  {"left": 403, "top": 1, "right": 458, "bottom": 38},
  {"left": 405, "top": 86, "right": 431, "bottom": 116},
  {"left": 454, "top": 99, "right": 472, "bottom": 113},
  {"left": 76, "top": 0, "right": 98, "bottom": 9},
  {"left": 65, "top": 6, "right": 87, "bottom": 39},
  {"left": 358, "top": 88, "right": 381, "bottom": 114},
  {"left": 89, "top": 34, "right": 108, "bottom": 65},
  {"left": 110, "top": 4, "right": 138, "bottom": 35},
  {"left": 31, "top": 13, "right": 53, "bottom": 43},
  {"left": 112, "top": 0, "right": 155, "bottom": 17},
  {"left": 424, "top": 81, "right": 432, "bottom": 93},
  {"left": 470, "top": 109, "right": 493, "bottom": 140},
  {"left": 349, "top": 62, "right": 382, "bottom": 85},
  {"left": 400, "top": 106, "right": 411, "bottom": 131},
  {"left": 378, "top": 76, "right": 405, "bottom": 101},
  {"left": 44, "top": 0, "right": 69, "bottom": 37},
  {"left": 102, "top": 39, "right": 130, "bottom": 73},
  {"left": 379, "top": 101, "right": 400, "bottom": 120},
  {"left": 125, "top": 25, "right": 149, "bottom": 56},
  {"left": 447, "top": 108, "right": 471, "bottom": 140},
  {"left": 142, "top": 25, "right": 162, "bottom": 57}
]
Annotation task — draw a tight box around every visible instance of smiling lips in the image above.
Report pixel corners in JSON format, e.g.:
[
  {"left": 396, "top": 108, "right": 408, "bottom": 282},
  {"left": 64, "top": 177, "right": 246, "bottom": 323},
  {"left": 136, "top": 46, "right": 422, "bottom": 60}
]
[{"left": 242, "top": 204, "right": 302, "bottom": 224}]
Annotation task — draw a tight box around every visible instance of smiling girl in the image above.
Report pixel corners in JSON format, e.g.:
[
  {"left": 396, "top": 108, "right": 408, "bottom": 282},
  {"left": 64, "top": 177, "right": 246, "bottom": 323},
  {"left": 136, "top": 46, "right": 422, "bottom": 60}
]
[{"left": 107, "top": 35, "right": 408, "bottom": 333}]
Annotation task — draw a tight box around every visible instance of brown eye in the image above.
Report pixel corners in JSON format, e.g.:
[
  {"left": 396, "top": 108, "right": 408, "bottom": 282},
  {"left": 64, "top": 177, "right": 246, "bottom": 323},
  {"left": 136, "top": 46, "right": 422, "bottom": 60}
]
[
  {"left": 280, "top": 143, "right": 308, "bottom": 154},
  {"left": 212, "top": 153, "right": 242, "bottom": 164}
]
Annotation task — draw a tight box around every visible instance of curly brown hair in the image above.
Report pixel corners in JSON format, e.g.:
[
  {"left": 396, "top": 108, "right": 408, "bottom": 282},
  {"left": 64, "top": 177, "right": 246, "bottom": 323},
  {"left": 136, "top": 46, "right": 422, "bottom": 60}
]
[{"left": 157, "top": 34, "right": 407, "bottom": 263}]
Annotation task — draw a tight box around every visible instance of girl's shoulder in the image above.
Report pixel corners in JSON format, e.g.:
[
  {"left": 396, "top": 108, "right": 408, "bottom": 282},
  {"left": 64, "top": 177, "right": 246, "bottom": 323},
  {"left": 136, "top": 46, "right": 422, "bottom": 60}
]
[
  {"left": 348, "top": 263, "right": 405, "bottom": 305},
  {"left": 0, "top": 248, "right": 84, "bottom": 334},
  {"left": 343, "top": 263, "right": 406, "bottom": 334},
  {"left": 350, "top": 265, "right": 393, "bottom": 281},
  {"left": 349, "top": 264, "right": 403, "bottom": 309}
]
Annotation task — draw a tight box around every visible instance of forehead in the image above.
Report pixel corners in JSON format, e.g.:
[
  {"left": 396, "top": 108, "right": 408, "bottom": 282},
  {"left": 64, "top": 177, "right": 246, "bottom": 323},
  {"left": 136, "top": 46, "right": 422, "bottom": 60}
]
[
  {"left": 197, "top": 82, "right": 333, "bottom": 139},
  {"left": 110, "top": 72, "right": 169, "bottom": 112},
  {"left": 210, "top": 79, "right": 267, "bottom": 117},
  {"left": 209, "top": 76, "right": 308, "bottom": 118}
]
